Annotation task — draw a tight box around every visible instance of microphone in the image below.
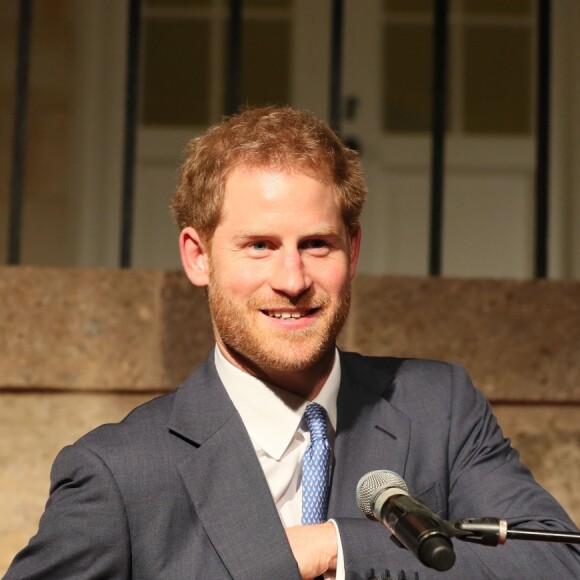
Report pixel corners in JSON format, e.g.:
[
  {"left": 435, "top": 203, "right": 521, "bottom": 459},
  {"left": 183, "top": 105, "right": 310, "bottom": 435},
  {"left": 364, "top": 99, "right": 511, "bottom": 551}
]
[{"left": 356, "top": 470, "right": 456, "bottom": 572}]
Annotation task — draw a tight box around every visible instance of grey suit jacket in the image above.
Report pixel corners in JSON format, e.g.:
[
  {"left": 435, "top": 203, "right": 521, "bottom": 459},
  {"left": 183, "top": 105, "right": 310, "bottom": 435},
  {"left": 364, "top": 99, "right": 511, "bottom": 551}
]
[{"left": 5, "top": 352, "right": 580, "bottom": 579}]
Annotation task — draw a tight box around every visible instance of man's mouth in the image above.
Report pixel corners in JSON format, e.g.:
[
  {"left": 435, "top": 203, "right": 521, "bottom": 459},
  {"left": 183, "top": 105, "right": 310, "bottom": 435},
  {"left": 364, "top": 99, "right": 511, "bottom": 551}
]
[{"left": 262, "top": 308, "right": 318, "bottom": 319}]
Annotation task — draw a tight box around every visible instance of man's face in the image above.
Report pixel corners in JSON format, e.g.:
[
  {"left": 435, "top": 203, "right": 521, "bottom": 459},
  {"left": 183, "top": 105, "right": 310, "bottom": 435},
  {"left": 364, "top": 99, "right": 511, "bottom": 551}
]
[{"left": 205, "top": 166, "right": 360, "bottom": 378}]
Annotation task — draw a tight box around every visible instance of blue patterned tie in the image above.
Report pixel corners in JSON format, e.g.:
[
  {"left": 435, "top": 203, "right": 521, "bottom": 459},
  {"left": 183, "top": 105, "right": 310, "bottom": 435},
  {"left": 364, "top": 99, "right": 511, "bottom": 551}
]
[{"left": 302, "top": 402, "right": 331, "bottom": 525}]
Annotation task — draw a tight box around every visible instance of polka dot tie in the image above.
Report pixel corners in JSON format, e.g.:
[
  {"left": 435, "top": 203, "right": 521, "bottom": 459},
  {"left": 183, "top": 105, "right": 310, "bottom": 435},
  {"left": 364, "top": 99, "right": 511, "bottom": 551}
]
[{"left": 301, "top": 402, "right": 331, "bottom": 525}]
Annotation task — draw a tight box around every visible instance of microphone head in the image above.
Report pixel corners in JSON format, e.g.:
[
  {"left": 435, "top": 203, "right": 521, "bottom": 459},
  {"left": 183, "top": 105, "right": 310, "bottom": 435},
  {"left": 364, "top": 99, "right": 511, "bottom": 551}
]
[{"left": 356, "top": 470, "right": 409, "bottom": 520}]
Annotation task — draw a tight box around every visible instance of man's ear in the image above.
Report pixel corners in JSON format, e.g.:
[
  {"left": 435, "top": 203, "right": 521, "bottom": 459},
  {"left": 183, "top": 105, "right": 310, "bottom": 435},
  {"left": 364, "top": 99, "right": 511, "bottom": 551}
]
[
  {"left": 179, "top": 227, "right": 210, "bottom": 287},
  {"left": 349, "top": 226, "right": 362, "bottom": 279}
]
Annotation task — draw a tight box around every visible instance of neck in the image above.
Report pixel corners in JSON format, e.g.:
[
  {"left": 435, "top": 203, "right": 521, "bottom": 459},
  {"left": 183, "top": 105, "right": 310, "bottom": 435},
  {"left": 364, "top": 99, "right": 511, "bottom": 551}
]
[{"left": 217, "top": 342, "right": 336, "bottom": 400}]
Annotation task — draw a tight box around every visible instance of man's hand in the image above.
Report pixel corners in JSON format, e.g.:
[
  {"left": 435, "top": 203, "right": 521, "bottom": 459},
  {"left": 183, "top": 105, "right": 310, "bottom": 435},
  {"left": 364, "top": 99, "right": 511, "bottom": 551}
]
[{"left": 285, "top": 522, "right": 338, "bottom": 579}]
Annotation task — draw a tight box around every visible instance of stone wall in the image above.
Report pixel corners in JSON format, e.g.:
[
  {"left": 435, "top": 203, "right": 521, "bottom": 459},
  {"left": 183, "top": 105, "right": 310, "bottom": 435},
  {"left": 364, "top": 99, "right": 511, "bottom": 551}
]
[{"left": 1, "top": 266, "right": 579, "bottom": 573}]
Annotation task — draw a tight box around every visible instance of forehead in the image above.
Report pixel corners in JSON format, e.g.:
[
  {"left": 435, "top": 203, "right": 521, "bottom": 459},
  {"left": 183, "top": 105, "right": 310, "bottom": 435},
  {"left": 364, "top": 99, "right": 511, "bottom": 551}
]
[
  {"left": 224, "top": 164, "right": 332, "bottom": 198},
  {"left": 219, "top": 165, "right": 343, "bottom": 229}
]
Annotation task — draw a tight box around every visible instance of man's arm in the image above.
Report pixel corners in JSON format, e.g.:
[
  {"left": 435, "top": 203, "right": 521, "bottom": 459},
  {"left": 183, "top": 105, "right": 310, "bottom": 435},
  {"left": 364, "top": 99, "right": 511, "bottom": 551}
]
[
  {"left": 331, "top": 362, "right": 580, "bottom": 579},
  {"left": 4, "top": 444, "right": 131, "bottom": 580}
]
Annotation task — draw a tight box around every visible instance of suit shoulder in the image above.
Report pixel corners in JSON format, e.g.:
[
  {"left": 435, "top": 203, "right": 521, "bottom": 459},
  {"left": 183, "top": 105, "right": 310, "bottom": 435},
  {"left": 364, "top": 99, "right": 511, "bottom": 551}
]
[
  {"left": 74, "top": 391, "right": 176, "bottom": 454},
  {"left": 69, "top": 356, "right": 215, "bottom": 463},
  {"left": 341, "top": 350, "right": 458, "bottom": 381},
  {"left": 340, "top": 350, "right": 473, "bottom": 402}
]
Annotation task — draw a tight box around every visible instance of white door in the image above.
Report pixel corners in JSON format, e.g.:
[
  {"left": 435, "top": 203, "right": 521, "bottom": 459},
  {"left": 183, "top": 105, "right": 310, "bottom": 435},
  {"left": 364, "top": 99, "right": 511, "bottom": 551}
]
[
  {"left": 338, "top": 0, "right": 537, "bottom": 277},
  {"left": 71, "top": 0, "right": 580, "bottom": 278}
]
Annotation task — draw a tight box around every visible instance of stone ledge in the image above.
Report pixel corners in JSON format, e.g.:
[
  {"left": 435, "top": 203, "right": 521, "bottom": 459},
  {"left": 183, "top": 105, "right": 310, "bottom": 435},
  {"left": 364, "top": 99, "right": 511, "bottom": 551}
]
[{"left": 2, "top": 267, "right": 580, "bottom": 402}]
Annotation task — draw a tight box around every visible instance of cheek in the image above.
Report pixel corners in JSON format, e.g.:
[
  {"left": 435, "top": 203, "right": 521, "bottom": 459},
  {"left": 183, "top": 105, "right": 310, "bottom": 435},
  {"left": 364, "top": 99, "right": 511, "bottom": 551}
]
[
  {"left": 213, "top": 262, "right": 266, "bottom": 297},
  {"left": 308, "top": 259, "right": 351, "bottom": 293}
]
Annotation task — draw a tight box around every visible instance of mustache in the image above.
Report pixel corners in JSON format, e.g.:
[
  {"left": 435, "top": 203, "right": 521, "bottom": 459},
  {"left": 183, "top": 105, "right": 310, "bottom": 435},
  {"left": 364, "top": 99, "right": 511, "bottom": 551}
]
[{"left": 247, "top": 292, "right": 329, "bottom": 311}]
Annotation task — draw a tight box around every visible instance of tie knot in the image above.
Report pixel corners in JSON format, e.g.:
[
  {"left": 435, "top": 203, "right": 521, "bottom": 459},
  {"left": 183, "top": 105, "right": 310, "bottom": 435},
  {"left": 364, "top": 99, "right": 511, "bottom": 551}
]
[{"left": 304, "top": 402, "right": 327, "bottom": 442}]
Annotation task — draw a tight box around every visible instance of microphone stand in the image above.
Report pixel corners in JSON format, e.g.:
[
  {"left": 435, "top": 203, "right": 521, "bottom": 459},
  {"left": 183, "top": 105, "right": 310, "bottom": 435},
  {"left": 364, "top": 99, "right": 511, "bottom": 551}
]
[{"left": 451, "top": 517, "right": 580, "bottom": 547}]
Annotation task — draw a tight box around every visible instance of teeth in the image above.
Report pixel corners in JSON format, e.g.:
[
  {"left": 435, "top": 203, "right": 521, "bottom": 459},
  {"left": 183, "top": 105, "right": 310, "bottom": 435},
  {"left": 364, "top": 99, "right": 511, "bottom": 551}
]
[{"left": 267, "top": 311, "right": 304, "bottom": 319}]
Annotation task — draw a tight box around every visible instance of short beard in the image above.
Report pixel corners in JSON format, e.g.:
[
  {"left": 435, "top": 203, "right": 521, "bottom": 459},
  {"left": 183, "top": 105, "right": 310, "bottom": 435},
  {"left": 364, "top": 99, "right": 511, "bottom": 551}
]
[{"left": 207, "top": 269, "right": 351, "bottom": 374}]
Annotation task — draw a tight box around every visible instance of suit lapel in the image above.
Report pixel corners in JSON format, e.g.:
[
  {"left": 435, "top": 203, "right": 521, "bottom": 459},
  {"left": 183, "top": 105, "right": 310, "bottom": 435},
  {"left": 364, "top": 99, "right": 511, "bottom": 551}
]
[
  {"left": 168, "top": 356, "right": 299, "bottom": 580},
  {"left": 167, "top": 351, "right": 410, "bottom": 574},
  {"left": 328, "top": 352, "right": 411, "bottom": 519}
]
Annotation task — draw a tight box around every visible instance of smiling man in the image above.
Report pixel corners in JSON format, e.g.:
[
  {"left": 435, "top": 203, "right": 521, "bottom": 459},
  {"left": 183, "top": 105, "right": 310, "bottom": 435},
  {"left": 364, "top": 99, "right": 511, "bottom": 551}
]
[
  {"left": 181, "top": 166, "right": 358, "bottom": 398},
  {"left": 6, "top": 107, "right": 580, "bottom": 579}
]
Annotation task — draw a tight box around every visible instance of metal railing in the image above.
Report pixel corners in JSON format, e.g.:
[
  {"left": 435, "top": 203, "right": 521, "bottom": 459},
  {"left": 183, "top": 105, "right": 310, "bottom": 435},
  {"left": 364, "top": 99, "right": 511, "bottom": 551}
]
[
  {"left": 6, "top": 0, "right": 552, "bottom": 276},
  {"left": 7, "top": 0, "right": 32, "bottom": 266}
]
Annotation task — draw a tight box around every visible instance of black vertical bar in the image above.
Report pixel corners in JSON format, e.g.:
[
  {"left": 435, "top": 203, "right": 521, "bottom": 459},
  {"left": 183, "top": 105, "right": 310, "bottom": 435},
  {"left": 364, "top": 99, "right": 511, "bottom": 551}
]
[
  {"left": 120, "top": 0, "right": 142, "bottom": 268},
  {"left": 329, "top": 0, "right": 344, "bottom": 133},
  {"left": 429, "top": 0, "right": 449, "bottom": 276},
  {"left": 225, "top": 0, "right": 243, "bottom": 116},
  {"left": 7, "top": 0, "right": 33, "bottom": 265},
  {"left": 535, "top": 0, "right": 551, "bottom": 278}
]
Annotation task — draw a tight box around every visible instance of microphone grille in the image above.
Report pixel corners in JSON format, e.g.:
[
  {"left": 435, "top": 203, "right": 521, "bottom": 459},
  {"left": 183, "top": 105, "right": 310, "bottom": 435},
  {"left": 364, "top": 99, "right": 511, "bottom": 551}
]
[{"left": 356, "top": 470, "right": 408, "bottom": 518}]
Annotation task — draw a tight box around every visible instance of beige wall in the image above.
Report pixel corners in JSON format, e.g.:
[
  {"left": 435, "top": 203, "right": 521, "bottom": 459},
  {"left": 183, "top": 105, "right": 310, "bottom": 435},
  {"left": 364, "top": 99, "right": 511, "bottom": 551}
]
[{"left": 1, "top": 267, "right": 579, "bottom": 574}]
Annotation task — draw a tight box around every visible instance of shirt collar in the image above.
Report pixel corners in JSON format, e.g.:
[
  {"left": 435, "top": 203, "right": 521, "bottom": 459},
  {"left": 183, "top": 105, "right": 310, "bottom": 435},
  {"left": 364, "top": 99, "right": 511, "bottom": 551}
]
[{"left": 214, "top": 345, "right": 340, "bottom": 461}]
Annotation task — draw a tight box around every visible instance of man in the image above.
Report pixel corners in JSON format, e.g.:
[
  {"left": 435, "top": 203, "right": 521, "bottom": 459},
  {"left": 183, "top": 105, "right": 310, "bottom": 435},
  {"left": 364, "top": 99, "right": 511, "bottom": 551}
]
[{"left": 5, "top": 107, "right": 580, "bottom": 579}]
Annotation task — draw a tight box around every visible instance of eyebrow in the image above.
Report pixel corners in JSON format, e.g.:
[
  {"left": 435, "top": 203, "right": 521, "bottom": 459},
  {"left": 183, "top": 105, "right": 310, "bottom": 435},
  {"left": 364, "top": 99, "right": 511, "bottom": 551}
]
[{"left": 232, "top": 227, "right": 343, "bottom": 242}]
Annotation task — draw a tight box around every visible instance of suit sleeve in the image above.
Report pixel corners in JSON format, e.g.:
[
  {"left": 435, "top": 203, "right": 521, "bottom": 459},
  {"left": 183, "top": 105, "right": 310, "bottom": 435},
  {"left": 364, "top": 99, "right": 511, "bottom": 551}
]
[
  {"left": 4, "top": 444, "right": 131, "bottom": 580},
  {"left": 333, "top": 362, "right": 580, "bottom": 579}
]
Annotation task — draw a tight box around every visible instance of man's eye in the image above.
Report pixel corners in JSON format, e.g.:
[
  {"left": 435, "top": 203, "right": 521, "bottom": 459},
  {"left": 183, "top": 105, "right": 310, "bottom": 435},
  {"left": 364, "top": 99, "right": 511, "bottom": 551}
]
[
  {"left": 251, "top": 241, "right": 268, "bottom": 251},
  {"left": 305, "top": 239, "right": 327, "bottom": 249}
]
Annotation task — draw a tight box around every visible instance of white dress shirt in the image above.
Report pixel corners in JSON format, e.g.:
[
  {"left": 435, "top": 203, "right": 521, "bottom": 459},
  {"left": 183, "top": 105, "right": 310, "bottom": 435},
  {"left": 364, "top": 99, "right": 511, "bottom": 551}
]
[{"left": 214, "top": 346, "right": 345, "bottom": 579}]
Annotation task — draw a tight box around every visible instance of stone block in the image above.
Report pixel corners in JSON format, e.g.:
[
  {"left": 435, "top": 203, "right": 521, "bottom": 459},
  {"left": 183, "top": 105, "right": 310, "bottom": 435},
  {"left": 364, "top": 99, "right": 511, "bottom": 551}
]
[
  {"left": 3, "top": 268, "right": 580, "bottom": 402},
  {"left": 346, "top": 276, "right": 580, "bottom": 402},
  {"left": 494, "top": 404, "right": 580, "bottom": 527},
  {"left": 0, "top": 392, "right": 157, "bottom": 575},
  {"left": 0, "top": 267, "right": 214, "bottom": 391}
]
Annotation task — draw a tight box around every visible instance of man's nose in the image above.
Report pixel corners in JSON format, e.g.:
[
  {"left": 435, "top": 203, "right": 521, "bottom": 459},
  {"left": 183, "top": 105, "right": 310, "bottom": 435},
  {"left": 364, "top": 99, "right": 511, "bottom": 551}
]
[{"left": 269, "top": 249, "right": 311, "bottom": 296}]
